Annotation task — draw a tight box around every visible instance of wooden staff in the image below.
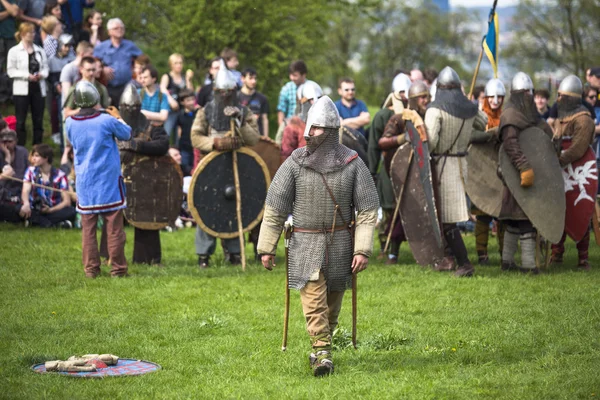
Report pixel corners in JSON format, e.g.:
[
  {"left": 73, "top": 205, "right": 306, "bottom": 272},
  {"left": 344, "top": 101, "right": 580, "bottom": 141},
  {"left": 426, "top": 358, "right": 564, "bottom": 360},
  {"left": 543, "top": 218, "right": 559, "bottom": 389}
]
[
  {"left": 593, "top": 202, "right": 600, "bottom": 246},
  {"left": 0, "top": 174, "right": 75, "bottom": 195},
  {"left": 282, "top": 221, "right": 291, "bottom": 351},
  {"left": 352, "top": 272, "right": 357, "bottom": 349},
  {"left": 384, "top": 149, "right": 413, "bottom": 253},
  {"left": 468, "top": 47, "right": 484, "bottom": 100},
  {"left": 230, "top": 119, "right": 246, "bottom": 271}
]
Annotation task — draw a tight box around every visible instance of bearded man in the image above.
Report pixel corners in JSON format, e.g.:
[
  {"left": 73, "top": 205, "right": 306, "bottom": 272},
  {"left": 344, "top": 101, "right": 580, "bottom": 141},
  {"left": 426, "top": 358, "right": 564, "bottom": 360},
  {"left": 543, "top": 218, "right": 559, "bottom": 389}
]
[
  {"left": 191, "top": 59, "right": 260, "bottom": 268},
  {"left": 376, "top": 80, "right": 429, "bottom": 264},
  {"left": 257, "top": 96, "right": 378, "bottom": 376}
]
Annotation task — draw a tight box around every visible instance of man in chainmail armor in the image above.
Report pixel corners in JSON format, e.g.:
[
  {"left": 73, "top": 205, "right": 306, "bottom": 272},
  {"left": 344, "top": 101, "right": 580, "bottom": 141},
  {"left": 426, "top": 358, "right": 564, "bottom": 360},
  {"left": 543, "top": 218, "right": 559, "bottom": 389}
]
[
  {"left": 257, "top": 96, "right": 379, "bottom": 376},
  {"left": 497, "top": 72, "right": 554, "bottom": 274},
  {"left": 191, "top": 59, "right": 260, "bottom": 268},
  {"left": 550, "top": 75, "right": 596, "bottom": 271},
  {"left": 424, "top": 66, "right": 488, "bottom": 277}
]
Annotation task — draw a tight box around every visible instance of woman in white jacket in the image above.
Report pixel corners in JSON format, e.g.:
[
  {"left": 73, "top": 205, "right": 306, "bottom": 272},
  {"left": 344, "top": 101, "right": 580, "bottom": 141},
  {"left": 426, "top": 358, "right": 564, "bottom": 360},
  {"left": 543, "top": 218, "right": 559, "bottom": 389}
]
[{"left": 7, "top": 23, "right": 49, "bottom": 146}]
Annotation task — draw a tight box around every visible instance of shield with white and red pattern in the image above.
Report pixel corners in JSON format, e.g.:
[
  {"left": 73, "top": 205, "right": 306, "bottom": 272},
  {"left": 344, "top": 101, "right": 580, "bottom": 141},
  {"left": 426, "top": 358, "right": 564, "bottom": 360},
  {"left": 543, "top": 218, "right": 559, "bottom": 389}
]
[{"left": 561, "top": 142, "right": 598, "bottom": 241}]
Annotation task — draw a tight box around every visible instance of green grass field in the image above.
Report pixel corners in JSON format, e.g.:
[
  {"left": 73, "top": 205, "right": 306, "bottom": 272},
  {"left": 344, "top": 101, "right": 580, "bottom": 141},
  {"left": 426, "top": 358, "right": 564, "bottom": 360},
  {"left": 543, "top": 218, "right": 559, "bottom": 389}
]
[{"left": 1, "top": 224, "right": 599, "bottom": 399}]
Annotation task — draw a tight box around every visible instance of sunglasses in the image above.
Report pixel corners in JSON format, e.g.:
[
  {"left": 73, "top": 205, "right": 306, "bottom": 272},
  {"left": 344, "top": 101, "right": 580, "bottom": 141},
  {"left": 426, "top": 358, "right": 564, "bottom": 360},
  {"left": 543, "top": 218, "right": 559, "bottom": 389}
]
[
  {"left": 344, "top": 88, "right": 356, "bottom": 92},
  {"left": 587, "top": 95, "right": 597, "bottom": 100}
]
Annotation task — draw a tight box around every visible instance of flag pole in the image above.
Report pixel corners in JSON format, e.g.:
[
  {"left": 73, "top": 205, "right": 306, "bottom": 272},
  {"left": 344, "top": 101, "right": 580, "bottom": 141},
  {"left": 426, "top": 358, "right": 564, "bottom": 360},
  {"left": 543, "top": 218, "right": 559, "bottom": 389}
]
[{"left": 468, "top": 0, "right": 498, "bottom": 99}]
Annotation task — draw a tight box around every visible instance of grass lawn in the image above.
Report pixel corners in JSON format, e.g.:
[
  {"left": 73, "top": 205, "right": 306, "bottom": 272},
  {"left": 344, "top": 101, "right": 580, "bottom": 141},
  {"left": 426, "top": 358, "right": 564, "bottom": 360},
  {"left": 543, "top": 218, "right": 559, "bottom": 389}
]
[{"left": 1, "top": 224, "right": 599, "bottom": 399}]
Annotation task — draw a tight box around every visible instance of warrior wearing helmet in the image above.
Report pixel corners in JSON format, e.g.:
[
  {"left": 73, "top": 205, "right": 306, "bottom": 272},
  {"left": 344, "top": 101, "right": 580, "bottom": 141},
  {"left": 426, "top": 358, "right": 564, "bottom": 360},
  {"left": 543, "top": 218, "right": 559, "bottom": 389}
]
[
  {"left": 376, "top": 79, "right": 430, "bottom": 264},
  {"left": 258, "top": 96, "right": 378, "bottom": 376},
  {"left": 280, "top": 80, "right": 323, "bottom": 161},
  {"left": 117, "top": 83, "right": 170, "bottom": 265},
  {"left": 497, "top": 72, "right": 555, "bottom": 273},
  {"left": 550, "top": 75, "right": 597, "bottom": 271},
  {"left": 424, "top": 66, "right": 488, "bottom": 276},
  {"left": 190, "top": 59, "right": 260, "bottom": 268},
  {"left": 470, "top": 78, "right": 507, "bottom": 265},
  {"left": 65, "top": 81, "right": 131, "bottom": 278},
  {"left": 366, "top": 73, "right": 411, "bottom": 260}
]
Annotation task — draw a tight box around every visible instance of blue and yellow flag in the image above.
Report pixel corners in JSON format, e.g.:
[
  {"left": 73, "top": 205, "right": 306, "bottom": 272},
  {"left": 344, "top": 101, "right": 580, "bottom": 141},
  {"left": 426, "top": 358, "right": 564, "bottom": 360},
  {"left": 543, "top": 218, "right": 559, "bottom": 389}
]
[{"left": 483, "top": 8, "right": 499, "bottom": 78}]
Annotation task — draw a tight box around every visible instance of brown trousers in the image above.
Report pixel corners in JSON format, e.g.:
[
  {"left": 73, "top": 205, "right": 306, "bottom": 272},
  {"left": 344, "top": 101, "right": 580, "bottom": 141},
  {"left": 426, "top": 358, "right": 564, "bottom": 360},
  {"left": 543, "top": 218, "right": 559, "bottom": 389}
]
[
  {"left": 81, "top": 210, "right": 127, "bottom": 277},
  {"left": 300, "top": 272, "right": 345, "bottom": 348}
]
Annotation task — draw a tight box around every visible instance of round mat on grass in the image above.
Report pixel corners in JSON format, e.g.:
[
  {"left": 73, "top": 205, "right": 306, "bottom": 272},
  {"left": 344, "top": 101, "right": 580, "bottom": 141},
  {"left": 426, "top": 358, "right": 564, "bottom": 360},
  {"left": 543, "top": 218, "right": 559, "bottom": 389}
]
[{"left": 31, "top": 359, "right": 161, "bottom": 378}]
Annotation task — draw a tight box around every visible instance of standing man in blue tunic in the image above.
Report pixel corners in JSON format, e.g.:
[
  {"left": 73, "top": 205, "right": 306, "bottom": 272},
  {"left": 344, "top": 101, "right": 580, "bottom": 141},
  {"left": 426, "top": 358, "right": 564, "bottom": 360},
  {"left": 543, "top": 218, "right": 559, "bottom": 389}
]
[{"left": 66, "top": 81, "right": 131, "bottom": 278}]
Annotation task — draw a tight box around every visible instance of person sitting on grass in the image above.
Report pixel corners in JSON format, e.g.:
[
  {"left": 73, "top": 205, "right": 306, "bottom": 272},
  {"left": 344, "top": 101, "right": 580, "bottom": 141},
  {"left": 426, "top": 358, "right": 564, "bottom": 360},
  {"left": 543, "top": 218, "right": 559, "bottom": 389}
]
[{"left": 19, "top": 143, "right": 76, "bottom": 228}]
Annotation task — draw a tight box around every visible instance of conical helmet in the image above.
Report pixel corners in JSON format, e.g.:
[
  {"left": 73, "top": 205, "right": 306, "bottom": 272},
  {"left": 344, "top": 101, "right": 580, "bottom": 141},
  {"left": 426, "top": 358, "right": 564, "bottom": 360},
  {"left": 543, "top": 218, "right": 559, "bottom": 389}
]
[
  {"left": 303, "top": 95, "right": 340, "bottom": 138},
  {"left": 297, "top": 80, "right": 323, "bottom": 101},
  {"left": 392, "top": 73, "right": 411, "bottom": 94},
  {"left": 437, "top": 66, "right": 460, "bottom": 86},
  {"left": 214, "top": 58, "right": 237, "bottom": 90},
  {"left": 408, "top": 80, "right": 429, "bottom": 99},
  {"left": 558, "top": 75, "right": 583, "bottom": 98},
  {"left": 484, "top": 78, "right": 506, "bottom": 104},
  {"left": 73, "top": 81, "right": 99, "bottom": 108},
  {"left": 511, "top": 72, "right": 534, "bottom": 93}
]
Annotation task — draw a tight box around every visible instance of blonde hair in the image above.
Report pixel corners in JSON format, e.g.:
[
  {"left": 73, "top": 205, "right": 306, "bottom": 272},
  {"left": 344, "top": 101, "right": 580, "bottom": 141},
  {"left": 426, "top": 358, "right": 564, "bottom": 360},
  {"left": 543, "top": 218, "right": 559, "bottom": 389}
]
[
  {"left": 168, "top": 53, "right": 183, "bottom": 69},
  {"left": 15, "top": 22, "right": 35, "bottom": 42},
  {"left": 41, "top": 15, "right": 60, "bottom": 35}
]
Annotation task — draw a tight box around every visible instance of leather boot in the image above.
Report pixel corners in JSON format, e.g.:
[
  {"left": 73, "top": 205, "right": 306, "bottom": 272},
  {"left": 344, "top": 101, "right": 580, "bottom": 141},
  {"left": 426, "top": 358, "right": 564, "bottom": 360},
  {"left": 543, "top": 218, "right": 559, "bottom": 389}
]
[
  {"left": 198, "top": 255, "right": 209, "bottom": 269},
  {"left": 454, "top": 261, "right": 475, "bottom": 277},
  {"left": 501, "top": 261, "right": 519, "bottom": 271},
  {"left": 477, "top": 251, "right": 489, "bottom": 266},
  {"left": 229, "top": 254, "right": 242, "bottom": 265},
  {"left": 385, "top": 255, "right": 398, "bottom": 265},
  {"left": 578, "top": 259, "right": 591, "bottom": 271},
  {"left": 433, "top": 256, "right": 455, "bottom": 271}
]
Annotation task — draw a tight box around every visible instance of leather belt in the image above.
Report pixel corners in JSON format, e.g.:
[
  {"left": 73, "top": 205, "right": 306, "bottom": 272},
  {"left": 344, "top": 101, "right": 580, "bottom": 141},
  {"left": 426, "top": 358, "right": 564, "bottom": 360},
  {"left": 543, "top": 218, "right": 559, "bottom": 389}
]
[
  {"left": 431, "top": 152, "right": 468, "bottom": 158},
  {"left": 293, "top": 225, "right": 349, "bottom": 233}
]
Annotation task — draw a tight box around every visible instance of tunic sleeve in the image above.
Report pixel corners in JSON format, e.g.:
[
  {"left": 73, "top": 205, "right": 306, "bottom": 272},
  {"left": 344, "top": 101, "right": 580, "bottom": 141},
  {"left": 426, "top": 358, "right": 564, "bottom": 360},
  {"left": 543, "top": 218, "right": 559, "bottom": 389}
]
[
  {"left": 239, "top": 108, "right": 260, "bottom": 147},
  {"left": 352, "top": 159, "right": 380, "bottom": 257},
  {"left": 258, "top": 158, "right": 297, "bottom": 255},
  {"left": 425, "top": 108, "right": 442, "bottom": 150},
  {"left": 559, "top": 116, "right": 595, "bottom": 166},
  {"left": 191, "top": 108, "right": 213, "bottom": 153},
  {"left": 501, "top": 125, "right": 531, "bottom": 172},
  {"left": 135, "top": 126, "right": 169, "bottom": 156}
]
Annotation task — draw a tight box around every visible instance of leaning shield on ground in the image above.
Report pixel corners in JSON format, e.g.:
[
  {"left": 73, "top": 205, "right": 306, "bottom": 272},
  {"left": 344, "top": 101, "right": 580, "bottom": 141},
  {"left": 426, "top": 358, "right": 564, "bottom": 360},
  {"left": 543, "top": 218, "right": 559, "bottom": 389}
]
[
  {"left": 250, "top": 136, "right": 281, "bottom": 181},
  {"left": 340, "top": 126, "right": 368, "bottom": 165},
  {"left": 406, "top": 120, "right": 443, "bottom": 248},
  {"left": 466, "top": 140, "right": 503, "bottom": 217},
  {"left": 560, "top": 144, "right": 598, "bottom": 241},
  {"left": 188, "top": 147, "right": 270, "bottom": 239},
  {"left": 499, "top": 126, "right": 565, "bottom": 243},
  {"left": 122, "top": 155, "right": 183, "bottom": 230},
  {"left": 390, "top": 142, "right": 444, "bottom": 266}
]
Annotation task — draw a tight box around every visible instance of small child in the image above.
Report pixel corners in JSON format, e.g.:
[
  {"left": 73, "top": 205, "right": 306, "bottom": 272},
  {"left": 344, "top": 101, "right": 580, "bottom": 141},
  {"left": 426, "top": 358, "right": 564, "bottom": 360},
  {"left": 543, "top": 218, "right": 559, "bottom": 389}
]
[{"left": 175, "top": 89, "right": 197, "bottom": 169}]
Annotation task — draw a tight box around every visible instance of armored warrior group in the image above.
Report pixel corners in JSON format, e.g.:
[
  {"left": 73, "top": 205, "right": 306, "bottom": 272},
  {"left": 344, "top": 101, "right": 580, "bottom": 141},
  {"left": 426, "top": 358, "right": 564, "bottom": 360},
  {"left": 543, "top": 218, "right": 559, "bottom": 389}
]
[{"left": 61, "top": 60, "right": 597, "bottom": 377}]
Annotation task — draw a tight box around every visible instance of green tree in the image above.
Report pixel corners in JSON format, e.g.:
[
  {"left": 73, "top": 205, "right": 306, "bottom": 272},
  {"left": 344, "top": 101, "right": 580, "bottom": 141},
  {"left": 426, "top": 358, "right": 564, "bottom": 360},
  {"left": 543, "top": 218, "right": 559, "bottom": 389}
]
[{"left": 505, "top": 0, "right": 600, "bottom": 77}]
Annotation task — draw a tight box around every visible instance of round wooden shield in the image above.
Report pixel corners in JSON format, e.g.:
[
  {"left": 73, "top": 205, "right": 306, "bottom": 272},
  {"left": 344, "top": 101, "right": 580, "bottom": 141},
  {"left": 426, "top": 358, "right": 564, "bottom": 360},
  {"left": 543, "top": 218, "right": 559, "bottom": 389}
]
[
  {"left": 466, "top": 141, "right": 503, "bottom": 218},
  {"left": 122, "top": 155, "right": 183, "bottom": 230},
  {"left": 250, "top": 137, "right": 281, "bottom": 181},
  {"left": 340, "top": 126, "right": 368, "bottom": 165},
  {"left": 188, "top": 147, "right": 270, "bottom": 239}
]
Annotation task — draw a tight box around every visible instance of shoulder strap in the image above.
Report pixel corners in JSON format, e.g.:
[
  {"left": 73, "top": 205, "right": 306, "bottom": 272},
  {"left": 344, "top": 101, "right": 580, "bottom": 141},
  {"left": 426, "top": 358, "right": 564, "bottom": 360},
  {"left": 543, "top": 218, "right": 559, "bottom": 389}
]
[{"left": 319, "top": 172, "right": 348, "bottom": 227}]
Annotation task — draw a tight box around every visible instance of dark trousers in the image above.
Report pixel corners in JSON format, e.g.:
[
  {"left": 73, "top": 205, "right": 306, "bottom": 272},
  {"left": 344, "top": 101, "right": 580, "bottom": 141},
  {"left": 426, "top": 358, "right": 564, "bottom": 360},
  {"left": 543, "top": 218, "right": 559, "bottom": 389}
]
[
  {"left": 107, "top": 85, "right": 126, "bottom": 109},
  {"left": 133, "top": 228, "right": 162, "bottom": 264},
  {"left": 0, "top": 201, "right": 22, "bottom": 223},
  {"left": 443, "top": 223, "right": 470, "bottom": 267},
  {"left": 14, "top": 83, "right": 45, "bottom": 146},
  {"left": 29, "top": 206, "right": 76, "bottom": 227},
  {"left": 0, "top": 38, "right": 15, "bottom": 74}
]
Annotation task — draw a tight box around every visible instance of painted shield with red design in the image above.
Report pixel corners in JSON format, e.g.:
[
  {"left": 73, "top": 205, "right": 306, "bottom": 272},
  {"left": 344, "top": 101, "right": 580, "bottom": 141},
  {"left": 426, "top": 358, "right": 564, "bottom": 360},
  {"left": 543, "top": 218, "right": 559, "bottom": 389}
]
[{"left": 561, "top": 142, "right": 598, "bottom": 241}]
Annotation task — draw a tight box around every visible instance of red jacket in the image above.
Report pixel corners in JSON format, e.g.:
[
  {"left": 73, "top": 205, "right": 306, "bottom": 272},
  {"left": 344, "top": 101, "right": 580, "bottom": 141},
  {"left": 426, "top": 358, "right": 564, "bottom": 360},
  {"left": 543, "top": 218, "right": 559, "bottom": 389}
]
[{"left": 281, "top": 116, "right": 306, "bottom": 161}]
